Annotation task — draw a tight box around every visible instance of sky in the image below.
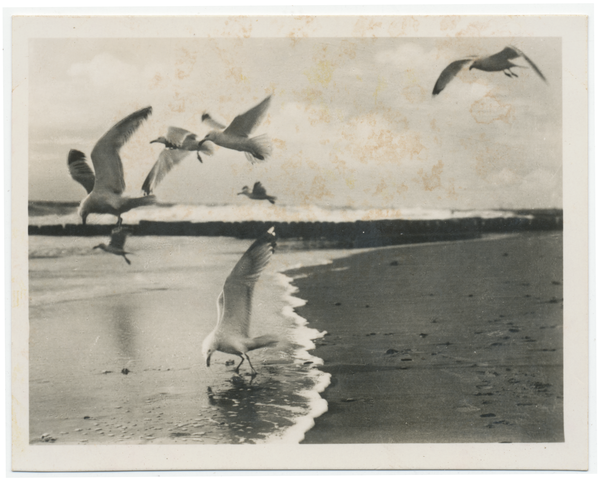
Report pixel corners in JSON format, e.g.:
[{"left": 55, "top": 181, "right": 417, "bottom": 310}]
[{"left": 28, "top": 36, "right": 561, "bottom": 210}]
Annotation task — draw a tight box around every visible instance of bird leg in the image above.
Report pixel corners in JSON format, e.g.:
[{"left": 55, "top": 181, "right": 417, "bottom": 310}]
[
  {"left": 234, "top": 355, "right": 245, "bottom": 373},
  {"left": 122, "top": 255, "right": 131, "bottom": 265},
  {"left": 116, "top": 216, "right": 123, "bottom": 227},
  {"left": 197, "top": 151, "right": 203, "bottom": 163},
  {"left": 509, "top": 68, "right": 519, "bottom": 78},
  {"left": 244, "top": 354, "right": 258, "bottom": 376},
  {"left": 503, "top": 70, "right": 513, "bottom": 78}
]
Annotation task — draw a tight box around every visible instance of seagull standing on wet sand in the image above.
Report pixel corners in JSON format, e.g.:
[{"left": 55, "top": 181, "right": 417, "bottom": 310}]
[
  {"left": 238, "top": 182, "right": 277, "bottom": 204},
  {"left": 202, "top": 227, "right": 279, "bottom": 376},
  {"left": 199, "top": 95, "right": 273, "bottom": 164},
  {"left": 432, "top": 45, "right": 547, "bottom": 96},
  {"left": 142, "top": 127, "right": 214, "bottom": 195},
  {"left": 67, "top": 107, "right": 157, "bottom": 226},
  {"left": 93, "top": 227, "right": 134, "bottom": 265}
]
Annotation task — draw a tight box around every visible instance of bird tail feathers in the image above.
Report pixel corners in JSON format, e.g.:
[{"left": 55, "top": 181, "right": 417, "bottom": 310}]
[
  {"left": 123, "top": 195, "right": 157, "bottom": 211},
  {"left": 199, "top": 141, "right": 214, "bottom": 155},
  {"left": 244, "top": 134, "right": 273, "bottom": 164},
  {"left": 248, "top": 334, "right": 280, "bottom": 351}
]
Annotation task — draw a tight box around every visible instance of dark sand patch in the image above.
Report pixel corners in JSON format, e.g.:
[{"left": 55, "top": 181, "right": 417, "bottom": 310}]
[{"left": 288, "top": 233, "right": 563, "bottom": 444}]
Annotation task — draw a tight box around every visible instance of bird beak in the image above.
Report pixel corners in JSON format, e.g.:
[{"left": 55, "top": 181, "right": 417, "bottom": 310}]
[
  {"left": 82, "top": 215, "right": 87, "bottom": 226},
  {"left": 92, "top": 245, "right": 100, "bottom": 250},
  {"left": 206, "top": 354, "right": 211, "bottom": 368},
  {"left": 237, "top": 192, "right": 243, "bottom": 195},
  {"left": 150, "top": 139, "right": 160, "bottom": 144}
]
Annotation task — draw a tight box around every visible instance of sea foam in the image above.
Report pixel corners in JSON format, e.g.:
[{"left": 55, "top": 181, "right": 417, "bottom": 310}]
[
  {"left": 260, "top": 266, "right": 333, "bottom": 444},
  {"left": 29, "top": 202, "right": 530, "bottom": 226}
]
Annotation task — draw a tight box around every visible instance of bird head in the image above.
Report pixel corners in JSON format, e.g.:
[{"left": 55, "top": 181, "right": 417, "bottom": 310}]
[
  {"left": 92, "top": 243, "right": 107, "bottom": 250},
  {"left": 202, "top": 333, "right": 216, "bottom": 368},
  {"left": 202, "top": 131, "right": 217, "bottom": 142},
  {"left": 150, "top": 136, "right": 168, "bottom": 145},
  {"left": 237, "top": 186, "right": 250, "bottom": 195}
]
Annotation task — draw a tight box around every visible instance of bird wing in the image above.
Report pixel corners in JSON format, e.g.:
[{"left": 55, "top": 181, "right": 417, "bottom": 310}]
[
  {"left": 166, "top": 126, "right": 195, "bottom": 147},
  {"left": 490, "top": 46, "right": 522, "bottom": 62},
  {"left": 108, "top": 226, "right": 132, "bottom": 250},
  {"left": 201, "top": 113, "right": 227, "bottom": 131},
  {"left": 218, "top": 227, "right": 277, "bottom": 337},
  {"left": 90, "top": 106, "right": 152, "bottom": 194},
  {"left": 252, "top": 182, "right": 267, "bottom": 196},
  {"left": 67, "top": 149, "right": 95, "bottom": 194},
  {"left": 223, "top": 95, "right": 272, "bottom": 138},
  {"left": 508, "top": 45, "right": 547, "bottom": 82},
  {"left": 141, "top": 148, "right": 191, "bottom": 195},
  {"left": 432, "top": 59, "right": 473, "bottom": 95}
]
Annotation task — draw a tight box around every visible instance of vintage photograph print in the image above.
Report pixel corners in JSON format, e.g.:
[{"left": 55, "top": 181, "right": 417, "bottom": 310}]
[{"left": 12, "top": 14, "right": 588, "bottom": 471}]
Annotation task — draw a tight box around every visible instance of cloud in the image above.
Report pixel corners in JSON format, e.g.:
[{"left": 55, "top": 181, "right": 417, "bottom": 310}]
[
  {"left": 486, "top": 168, "right": 521, "bottom": 186},
  {"left": 376, "top": 42, "right": 427, "bottom": 68},
  {"left": 29, "top": 152, "right": 59, "bottom": 162},
  {"left": 31, "top": 136, "right": 87, "bottom": 146},
  {"left": 521, "top": 167, "right": 561, "bottom": 191},
  {"left": 68, "top": 53, "right": 140, "bottom": 89}
]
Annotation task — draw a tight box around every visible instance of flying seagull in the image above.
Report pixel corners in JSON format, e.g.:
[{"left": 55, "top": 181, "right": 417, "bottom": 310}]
[
  {"left": 200, "top": 95, "right": 273, "bottom": 164},
  {"left": 93, "top": 226, "right": 134, "bottom": 265},
  {"left": 67, "top": 106, "right": 156, "bottom": 226},
  {"left": 432, "top": 46, "right": 547, "bottom": 96},
  {"left": 202, "top": 227, "right": 279, "bottom": 376},
  {"left": 142, "top": 127, "right": 214, "bottom": 195},
  {"left": 238, "top": 182, "right": 276, "bottom": 205}
]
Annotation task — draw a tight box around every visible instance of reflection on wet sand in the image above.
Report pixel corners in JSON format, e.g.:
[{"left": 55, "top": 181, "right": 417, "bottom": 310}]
[
  {"left": 110, "top": 300, "right": 137, "bottom": 366},
  {"left": 203, "top": 369, "right": 303, "bottom": 443},
  {"left": 29, "top": 236, "right": 339, "bottom": 445}
]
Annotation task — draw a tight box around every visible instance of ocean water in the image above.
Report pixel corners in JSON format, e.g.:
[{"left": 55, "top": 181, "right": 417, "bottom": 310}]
[
  {"left": 28, "top": 202, "right": 531, "bottom": 227},
  {"left": 29, "top": 235, "right": 366, "bottom": 445}
]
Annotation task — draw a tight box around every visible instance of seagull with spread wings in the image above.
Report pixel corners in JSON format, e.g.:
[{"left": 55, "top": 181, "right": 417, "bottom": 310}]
[
  {"left": 432, "top": 46, "right": 547, "bottom": 96},
  {"left": 200, "top": 95, "right": 273, "bottom": 164},
  {"left": 142, "top": 127, "right": 214, "bottom": 195},
  {"left": 93, "top": 226, "right": 134, "bottom": 265},
  {"left": 238, "top": 182, "right": 276, "bottom": 205},
  {"left": 67, "top": 107, "right": 156, "bottom": 226},
  {"left": 202, "top": 227, "right": 279, "bottom": 376}
]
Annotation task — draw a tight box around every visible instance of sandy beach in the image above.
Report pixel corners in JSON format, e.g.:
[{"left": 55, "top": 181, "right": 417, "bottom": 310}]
[
  {"left": 289, "top": 232, "right": 563, "bottom": 444},
  {"left": 28, "top": 231, "right": 563, "bottom": 445}
]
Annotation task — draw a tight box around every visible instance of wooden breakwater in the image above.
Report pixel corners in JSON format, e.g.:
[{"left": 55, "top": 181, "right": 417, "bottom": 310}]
[{"left": 28, "top": 214, "right": 562, "bottom": 249}]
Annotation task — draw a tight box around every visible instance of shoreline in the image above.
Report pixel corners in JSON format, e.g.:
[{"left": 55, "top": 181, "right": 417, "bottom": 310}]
[{"left": 286, "top": 232, "right": 563, "bottom": 444}]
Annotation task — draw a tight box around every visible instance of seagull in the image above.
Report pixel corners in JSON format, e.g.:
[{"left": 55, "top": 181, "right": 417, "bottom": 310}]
[
  {"left": 202, "top": 227, "right": 279, "bottom": 376},
  {"left": 199, "top": 95, "right": 273, "bottom": 164},
  {"left": 93, "top": 226, "right": 134, "bottom": 265},
  {"left": 142, "top": 127, "right": 214, "bottom": 195},
  {"left": 67, "top": 106, "right": 156, "bottom": 226},
  {"left": 432, "top": 45, "right": 547, "bottom": 96},
  {"left": 238, "top": 182, "right": 276, "bottom": 204}
]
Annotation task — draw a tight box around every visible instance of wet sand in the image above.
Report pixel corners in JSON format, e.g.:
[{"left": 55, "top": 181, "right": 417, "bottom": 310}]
[
  {"left": 28, "top": 236, "right": 356, "bottom": 445},
  {"left": 289, "top": 232, "right": 563, "bottom": 444},
  {"left": 29, "top": 289, "right": 307, "bottom": 444}
]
